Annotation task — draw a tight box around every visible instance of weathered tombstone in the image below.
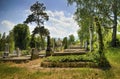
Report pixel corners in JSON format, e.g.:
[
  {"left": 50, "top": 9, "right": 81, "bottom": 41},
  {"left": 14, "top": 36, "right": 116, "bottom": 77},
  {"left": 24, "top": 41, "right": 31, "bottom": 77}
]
[
  {"left": 46, "top": 35, "right": 51, "bottom": 56},
  {"left": 85, "top": 41, "right": 89, "bottom": 51},
  {"left": 3, "top": 43, "right": 9, "bottom": 58},
  {"left": 16, "top": 47, "right": 21, "bottom": 57},
  {"left": 31, "top": 48, "right": 39, "bottom": 60}
]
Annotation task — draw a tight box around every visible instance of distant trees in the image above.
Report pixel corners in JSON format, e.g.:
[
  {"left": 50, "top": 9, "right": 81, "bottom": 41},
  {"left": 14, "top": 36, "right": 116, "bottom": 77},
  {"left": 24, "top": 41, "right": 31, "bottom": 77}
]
[
  {"left": 0, "top": 32, "right": 6, "bottom": 51},
  {"left": 0, "top": 32, "right": 15, "bottom": 53},
  {"left": 13, "top": 24, "right": 30, "bottom": 50},
  {"left": 69, "top": 34, "right": 75, "bottom": 45},
  {"left": 6, "top": 31, "right": 15, "bottom": 53},
  {"left": 24, "top": 1, "right": 49, "bottom": 49}
]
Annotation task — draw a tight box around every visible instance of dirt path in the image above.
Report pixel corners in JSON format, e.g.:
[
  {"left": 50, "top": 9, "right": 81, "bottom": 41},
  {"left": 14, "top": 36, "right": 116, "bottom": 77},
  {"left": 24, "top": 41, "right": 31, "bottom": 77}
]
[{"left": 10, "top": 58, "right": 75, "bottom": 72}]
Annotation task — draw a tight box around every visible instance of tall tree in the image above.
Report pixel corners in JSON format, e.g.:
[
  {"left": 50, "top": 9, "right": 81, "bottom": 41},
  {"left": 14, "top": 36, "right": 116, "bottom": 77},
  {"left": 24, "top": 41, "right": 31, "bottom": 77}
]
[
  {"left": 96, "top": 0, "right": 120, "bottom": 47},
  {"left": 67, "top": 0, "right": 105, "bottom": 53},
  {"left": 68, "top": 0, "right": 120, "bottom": 48},
  {"left": 62, "top": 37, "right": 68, "bottom": 49},
  {"left": 69, "top": 1, "right": 94, "bottom": 51},
  {"left": 24, "top": 1, "right": 49, "bottom": 49},
  {"left": 94, "top": 17, "right": 104, "bottom": 57},
  {"left": 13, "top": 24, "right": 30, "bottom": 50}
]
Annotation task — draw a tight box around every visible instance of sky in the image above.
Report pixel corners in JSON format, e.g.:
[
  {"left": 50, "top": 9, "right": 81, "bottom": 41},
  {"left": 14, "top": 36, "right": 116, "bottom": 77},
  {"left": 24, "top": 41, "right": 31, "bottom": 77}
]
[{"left": 0, "top": 0, "right": 79, "bottom": 38}]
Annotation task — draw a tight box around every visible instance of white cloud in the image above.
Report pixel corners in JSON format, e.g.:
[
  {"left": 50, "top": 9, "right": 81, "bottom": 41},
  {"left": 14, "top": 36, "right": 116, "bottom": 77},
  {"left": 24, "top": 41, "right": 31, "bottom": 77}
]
[
  {"left": 22, "top": 10, "right": 79, "bottom": 38},
  {"left": 0, "top": 20, "right": 15, "bottom": 34},
  {"left": 1, "top": 20, "right": 15, "bottom": 32},
  {"left": 1, "top": 20, "right": 15, "bottom": 28},
  {"left": 47, "top": 10, "right": 64, "bottom": 18},
  {"left": 45, "top": 10, "right": 79, "bottom": 38}
]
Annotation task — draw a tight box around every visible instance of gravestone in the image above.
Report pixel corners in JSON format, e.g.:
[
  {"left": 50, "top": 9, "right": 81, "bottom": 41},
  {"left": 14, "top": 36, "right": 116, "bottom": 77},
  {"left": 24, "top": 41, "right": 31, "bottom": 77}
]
[
  {"left": 16, "top": 47, "right": 21, "bottom": 57},
  {"left": 46, "top": 35, "right": 51, "bottom": 56},
  {"left": 3, "top": 43, "right": 9, "bottom": 58},
  {"left": 31, "top": 48, "right": 39, "bottom": 60},
  {"left": 85, "top": 41, "right": 89, "bottom": 51}
]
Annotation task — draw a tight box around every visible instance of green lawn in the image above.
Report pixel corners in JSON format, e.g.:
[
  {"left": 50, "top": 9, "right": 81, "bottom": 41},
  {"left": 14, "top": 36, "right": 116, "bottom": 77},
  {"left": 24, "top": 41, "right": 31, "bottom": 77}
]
[{"left": 0, "top": 48, "right": 120, "bottom": 79}]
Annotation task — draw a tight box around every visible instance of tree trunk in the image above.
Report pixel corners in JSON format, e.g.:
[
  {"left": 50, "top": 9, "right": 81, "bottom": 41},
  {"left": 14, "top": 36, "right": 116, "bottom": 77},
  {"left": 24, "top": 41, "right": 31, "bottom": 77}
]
[
  {"left": 94, "top": 17, "right": 104, "bottom": 56},
  {"left": 39, "top": 33, "right": 45, "bottom": 50},
  {"left": 89, "top": 26, "right": 93, "bottom": 52},
  {"left": 111, "top": 2, "right": 117, "bottom": 47}
]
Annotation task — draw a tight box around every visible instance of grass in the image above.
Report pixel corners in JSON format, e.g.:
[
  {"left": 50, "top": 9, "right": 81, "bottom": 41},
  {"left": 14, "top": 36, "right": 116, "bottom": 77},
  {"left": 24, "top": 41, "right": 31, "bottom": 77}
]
[
  {"left": 0, "top": 51, "right": 3, "bottom": 56},
  {"left": 0, "top": 47, "right": 120, "bottom": 79}
]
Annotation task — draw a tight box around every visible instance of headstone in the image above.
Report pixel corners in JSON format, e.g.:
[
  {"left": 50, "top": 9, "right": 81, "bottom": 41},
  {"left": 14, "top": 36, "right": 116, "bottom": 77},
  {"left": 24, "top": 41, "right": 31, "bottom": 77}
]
[
  {"left": 46, "top": 35, "right": 51, "bottom": 56},
  {"left": 31, "top": 48, "right": 39, "bottom": 60},
  {"left": 3, "top": 43, "right": 9, "bottom": 58},
  {"left": 16, "top": 47, "right": 21, "bottom": 57},
  {"left": 85, "top": 41, "right": 89, "bottom": 51}
]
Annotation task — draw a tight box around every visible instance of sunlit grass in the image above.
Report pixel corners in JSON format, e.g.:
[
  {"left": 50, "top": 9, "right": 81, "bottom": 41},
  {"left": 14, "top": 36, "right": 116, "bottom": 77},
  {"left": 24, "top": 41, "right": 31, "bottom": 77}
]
[{"left": 0, "top": 47, "right": 120, "bottom": 79}]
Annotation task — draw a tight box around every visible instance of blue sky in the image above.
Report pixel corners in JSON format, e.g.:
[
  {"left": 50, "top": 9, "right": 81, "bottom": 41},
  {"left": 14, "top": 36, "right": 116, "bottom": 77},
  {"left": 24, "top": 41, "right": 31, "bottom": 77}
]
[{"left": 0, "top": 0, "right": 79, "bottom": 38}]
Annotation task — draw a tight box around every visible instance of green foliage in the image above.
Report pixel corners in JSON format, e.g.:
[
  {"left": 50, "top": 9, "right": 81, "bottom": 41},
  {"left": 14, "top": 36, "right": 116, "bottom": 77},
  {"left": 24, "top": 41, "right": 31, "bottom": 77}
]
[
  {"left": 44, "top": 52, "right": 100, "bottom": 63},
  {"left": 0, "top": 32, "right": 15, "bottom": 53},
  {"left": 21, "top": 50, "right": 30, "bottom": 55},
  {"left": 30, "top": 35, "right": 46, "bottom": 49},
  {"left": 117, "top": 24, "right": 120, "bottom": 32},
  {"left": 68, "top": 0, "right": 120, "bottom": 48},
  {"left": 24, "top": 1, "right": 49, "bottom": 49},
  {"left": 0, "top": 32, "right": 6, "bottom": 51},
  {"left": 105, "top": 48, "right": 120, "bottom": 64},
  {"left": 13, "top": 24, "right": 30, "bottom": 50},
  {"left": 102, "top": 27, "right": 112, "bottom": 48},
  {"left": 7, "top": 31, "right": 15, "bottom": 53},
  {"left": 24, "top": 1, "right": 49, "bottom": 24},
  {"left": 77, "top": 28, "right": 89, "bottom": 46},
  {"left": 68, "top": 34, "right": 75, "bottom": 45}
]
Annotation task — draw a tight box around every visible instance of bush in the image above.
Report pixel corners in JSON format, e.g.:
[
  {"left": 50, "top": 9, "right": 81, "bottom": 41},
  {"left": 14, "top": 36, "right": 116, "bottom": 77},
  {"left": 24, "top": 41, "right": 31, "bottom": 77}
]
[
  {"left": 43, "top": 53, "right": 99, "bottom": 63},
  {"left": 21, "top": 50, "right": 30, "bottom": 55}
]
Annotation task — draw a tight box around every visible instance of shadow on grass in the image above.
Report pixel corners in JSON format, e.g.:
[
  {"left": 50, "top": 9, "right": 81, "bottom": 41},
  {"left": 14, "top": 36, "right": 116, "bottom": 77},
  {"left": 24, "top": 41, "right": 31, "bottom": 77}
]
[{"left": 98, "top": 55, "right": 111, "bottom": 70}]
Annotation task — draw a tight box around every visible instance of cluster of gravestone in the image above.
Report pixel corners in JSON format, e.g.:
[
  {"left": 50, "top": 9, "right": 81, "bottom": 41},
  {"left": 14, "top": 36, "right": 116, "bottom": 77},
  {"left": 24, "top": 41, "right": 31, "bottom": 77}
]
[
  {"left": 3, "top": 43, "right": 21, "bottom": 58},
  {"left": 1, "top": 35, "right": 88, "bottom": 62},
  {"left": 0, "top": 36, "right": 51, "bottom": 61}
]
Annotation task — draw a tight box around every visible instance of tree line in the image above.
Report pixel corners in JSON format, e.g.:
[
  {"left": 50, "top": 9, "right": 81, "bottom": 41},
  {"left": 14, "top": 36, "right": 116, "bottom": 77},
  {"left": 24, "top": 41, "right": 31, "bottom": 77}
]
[{"left": 67, "top": 0, "right": 120, "bottom": 66}]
